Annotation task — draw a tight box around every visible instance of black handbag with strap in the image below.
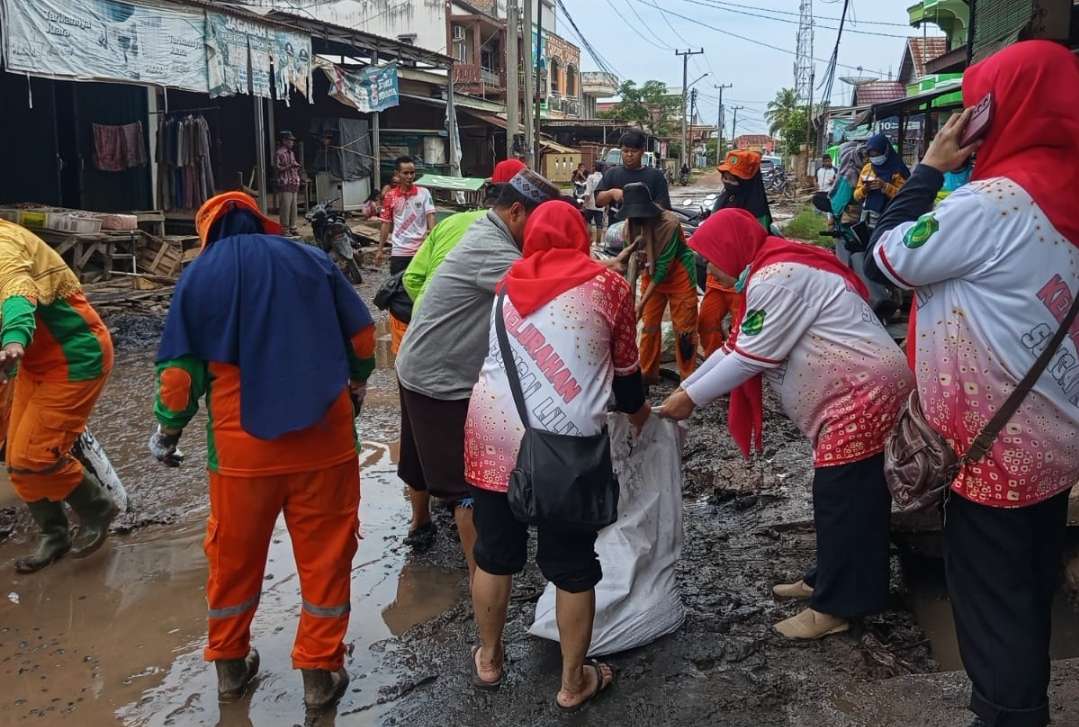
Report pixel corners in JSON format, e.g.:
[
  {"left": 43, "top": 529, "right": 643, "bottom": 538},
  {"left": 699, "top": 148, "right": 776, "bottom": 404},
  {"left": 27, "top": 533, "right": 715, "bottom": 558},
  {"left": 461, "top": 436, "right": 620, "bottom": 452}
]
[
  {"left": 885, "top": 290, "right": 1079, "bottom": 512},
  {"left": 494, "top": 291, "right": 619, "bottom": 531},
  {"left": 372, "top": 271, "right": 413, "bottom": 323}
]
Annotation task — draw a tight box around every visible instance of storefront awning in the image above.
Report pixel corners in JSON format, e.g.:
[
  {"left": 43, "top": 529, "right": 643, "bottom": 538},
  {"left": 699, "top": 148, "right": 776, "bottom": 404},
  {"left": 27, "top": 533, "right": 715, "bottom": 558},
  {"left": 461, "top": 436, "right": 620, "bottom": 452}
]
[{"left": 850, "top": 80, "right": 963, "bottom": 125}]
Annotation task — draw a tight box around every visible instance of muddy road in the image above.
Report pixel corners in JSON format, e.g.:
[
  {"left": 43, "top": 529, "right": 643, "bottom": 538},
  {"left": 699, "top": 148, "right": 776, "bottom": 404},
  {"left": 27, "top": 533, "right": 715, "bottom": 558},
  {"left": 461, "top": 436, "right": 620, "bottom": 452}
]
[{"left": 1, "top": 268, "right": 1077, "bottom": 726}]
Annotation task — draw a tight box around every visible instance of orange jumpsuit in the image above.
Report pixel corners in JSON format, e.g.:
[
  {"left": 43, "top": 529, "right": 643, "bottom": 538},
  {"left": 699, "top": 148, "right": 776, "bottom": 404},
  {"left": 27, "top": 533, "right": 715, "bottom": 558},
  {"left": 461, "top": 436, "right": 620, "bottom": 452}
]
[
  {"left": 698, "top": 275, "right": 742, "bottom": 356},
  {"left": 633, "top": 214, "right": 699, "bottom": 382},
  {"left": 155, "top": 327, "right": 375, "bottom": 670},
  {"left": 0, "top": 219, "right": 113, "bottom": 502}
]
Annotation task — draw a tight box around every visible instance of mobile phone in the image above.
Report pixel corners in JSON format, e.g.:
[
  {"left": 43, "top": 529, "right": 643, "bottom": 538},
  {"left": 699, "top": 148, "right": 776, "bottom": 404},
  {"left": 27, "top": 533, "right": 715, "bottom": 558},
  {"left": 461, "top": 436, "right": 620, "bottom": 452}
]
[{"left": 959, "top": 92, "right": 993, "bottom": 148}]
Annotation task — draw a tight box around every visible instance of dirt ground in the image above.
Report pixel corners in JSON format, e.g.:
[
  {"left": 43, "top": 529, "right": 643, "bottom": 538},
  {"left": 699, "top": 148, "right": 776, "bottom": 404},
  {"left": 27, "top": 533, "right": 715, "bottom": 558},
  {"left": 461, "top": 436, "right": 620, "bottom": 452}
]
[{"left": 1, "top": 228, "right": 1077, "bottom": 727}]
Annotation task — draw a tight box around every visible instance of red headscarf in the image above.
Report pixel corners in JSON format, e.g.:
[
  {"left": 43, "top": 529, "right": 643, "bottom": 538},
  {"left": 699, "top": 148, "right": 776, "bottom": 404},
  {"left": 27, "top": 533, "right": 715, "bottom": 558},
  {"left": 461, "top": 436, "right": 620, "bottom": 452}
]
[
  {"left": 689, "top": 208, "right": 869, "bottom": 458},
  {"left": 963, "top": 40, "right": 1079, "bottom": 247},
  {"left": 502, "top": 200, "right": 606, "bottom": 317},
  {"left": 492, "top": 159, "right": 527, "bottom": 184}
]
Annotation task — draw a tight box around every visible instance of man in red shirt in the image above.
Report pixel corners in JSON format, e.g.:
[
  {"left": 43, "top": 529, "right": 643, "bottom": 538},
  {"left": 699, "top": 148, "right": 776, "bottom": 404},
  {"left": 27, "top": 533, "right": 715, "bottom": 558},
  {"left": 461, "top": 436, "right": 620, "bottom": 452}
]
[{"left": 274, "top": 131, "right": 302, "bottom": 235}]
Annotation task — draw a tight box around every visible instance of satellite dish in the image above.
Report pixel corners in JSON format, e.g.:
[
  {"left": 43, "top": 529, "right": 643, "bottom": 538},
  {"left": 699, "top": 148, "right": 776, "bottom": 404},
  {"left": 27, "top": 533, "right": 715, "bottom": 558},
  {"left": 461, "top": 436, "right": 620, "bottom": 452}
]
[{"left": 840, "top": 75, "right": 880, "bottom": 86}]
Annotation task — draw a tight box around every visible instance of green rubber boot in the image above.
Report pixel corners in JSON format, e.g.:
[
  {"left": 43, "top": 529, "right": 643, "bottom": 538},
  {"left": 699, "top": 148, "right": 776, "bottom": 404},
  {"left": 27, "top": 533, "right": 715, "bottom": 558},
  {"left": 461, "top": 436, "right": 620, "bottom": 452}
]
[
  {"left": 65, "top": 477, "right": 118, "bottom": 558},
  {"left": 14, "top": 500, "right": 71, "bottom": 573}
]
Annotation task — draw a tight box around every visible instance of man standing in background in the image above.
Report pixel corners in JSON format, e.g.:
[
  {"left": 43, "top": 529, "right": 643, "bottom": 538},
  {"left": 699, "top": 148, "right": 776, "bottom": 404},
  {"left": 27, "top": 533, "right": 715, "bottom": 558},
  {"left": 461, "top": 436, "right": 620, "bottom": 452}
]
[
  {"left": 378, "top": 156, "right": 437, "bottom": 352},
  {"left": 274, "top": 131, "right": 302, "bottom": 236},
  {"left": 583, "top": 163, "right": 606, "bottom": 244},
  {"left": 595, "top": 130, "right": 671, "bottom": 222},
  {"left": 816, "top": 154, "right": 837, "bottom": 193}
]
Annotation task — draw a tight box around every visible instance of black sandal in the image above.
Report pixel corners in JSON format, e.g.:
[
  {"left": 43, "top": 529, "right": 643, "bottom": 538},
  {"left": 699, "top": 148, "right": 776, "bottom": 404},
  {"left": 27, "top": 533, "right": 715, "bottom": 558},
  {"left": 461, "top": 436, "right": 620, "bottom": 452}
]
[
  {"left": 471, "top": 645, "right": 503, "bottom": 691},
  {"left": 557, "top": 660, "right": 614, "bottom": 713}
]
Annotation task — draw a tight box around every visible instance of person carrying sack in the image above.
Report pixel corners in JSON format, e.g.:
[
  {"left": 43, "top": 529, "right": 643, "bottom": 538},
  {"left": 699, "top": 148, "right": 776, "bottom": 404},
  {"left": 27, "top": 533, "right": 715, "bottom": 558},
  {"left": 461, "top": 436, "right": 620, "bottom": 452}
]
[
  {"left": 865, "top": 41, "right": 1079, "bottom": 727},
  {"left": 463, "top": 200, "right": 649, "bottom": 711}
]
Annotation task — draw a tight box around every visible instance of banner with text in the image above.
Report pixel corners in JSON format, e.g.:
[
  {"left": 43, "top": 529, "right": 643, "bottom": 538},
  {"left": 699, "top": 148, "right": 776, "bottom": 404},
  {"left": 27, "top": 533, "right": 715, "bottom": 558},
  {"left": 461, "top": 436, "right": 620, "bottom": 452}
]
[
  {"left": 205, "top": 11, "right": 310, "bottom": 100},
  {"left": 322, "top": 61, "right": 400, "bottom": 114},
  {"left": 1, "top": 0, "right": 208, "bottom": 92}
]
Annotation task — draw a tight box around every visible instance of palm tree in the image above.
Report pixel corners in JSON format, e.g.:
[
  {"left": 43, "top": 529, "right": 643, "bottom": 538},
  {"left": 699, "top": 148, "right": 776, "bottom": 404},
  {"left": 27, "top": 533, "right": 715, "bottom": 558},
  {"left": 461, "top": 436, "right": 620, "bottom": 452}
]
[{"left": 766, "top": 88, "right": 799, "bottom": 137}]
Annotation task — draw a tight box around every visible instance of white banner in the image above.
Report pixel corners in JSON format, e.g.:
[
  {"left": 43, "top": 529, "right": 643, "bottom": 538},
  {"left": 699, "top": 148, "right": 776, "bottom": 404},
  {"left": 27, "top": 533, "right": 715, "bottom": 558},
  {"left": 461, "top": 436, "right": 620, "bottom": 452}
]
[
  {"left": 1, "top": 0, "right": 209, "bottom": 92},
  {"left": 206, "top": 10, "right": 310, "bottom": 100}
]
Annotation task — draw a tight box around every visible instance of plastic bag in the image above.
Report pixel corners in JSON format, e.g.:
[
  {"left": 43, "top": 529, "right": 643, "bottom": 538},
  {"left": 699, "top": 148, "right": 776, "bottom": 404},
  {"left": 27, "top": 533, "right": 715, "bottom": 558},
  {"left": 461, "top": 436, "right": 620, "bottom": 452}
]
[{"left": 528, "top": 413, "right": 685, "bottom": 656}]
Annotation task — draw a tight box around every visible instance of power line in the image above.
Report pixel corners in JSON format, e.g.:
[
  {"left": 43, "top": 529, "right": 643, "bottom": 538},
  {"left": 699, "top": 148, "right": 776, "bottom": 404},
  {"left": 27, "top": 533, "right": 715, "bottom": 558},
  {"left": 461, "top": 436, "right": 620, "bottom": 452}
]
[
  {"left": 674, "top": 0, "right": 921, "bottom": 39},
  {"left": 697, "top": 0, "right": 913, "bottom": 27},
  {"left": 633, "top": 0, "right": 888, "bottom": 76},
  {"left": 555, "top": 0, "right": 621, "bottom": 77},
  {"left": 619, "top": 0, "right": 675, "bottom": 50}
]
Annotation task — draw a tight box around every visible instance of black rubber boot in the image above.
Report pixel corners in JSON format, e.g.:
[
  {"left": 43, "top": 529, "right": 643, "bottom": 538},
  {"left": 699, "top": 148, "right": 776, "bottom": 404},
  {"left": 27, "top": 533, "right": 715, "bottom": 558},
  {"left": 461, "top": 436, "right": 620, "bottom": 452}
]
[
  {"left": 64, "top": 476, "right": 118, "bottom": 558},
  {"left": 14, "top": 499, "right": 71, "bottom": 573},
  {"left": 302, "top": 667, "right": 349, "bottom": 709},
  {"left": 216, "top": 648, "right": 260, "bottom": 701}
]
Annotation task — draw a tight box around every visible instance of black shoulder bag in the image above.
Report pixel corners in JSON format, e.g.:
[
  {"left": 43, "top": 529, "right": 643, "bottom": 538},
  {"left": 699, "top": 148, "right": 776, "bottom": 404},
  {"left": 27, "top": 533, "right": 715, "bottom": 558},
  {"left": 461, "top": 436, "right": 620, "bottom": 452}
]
[
  {"left": 373, "top": 271, "right": 413, "bottom": 323},
  {"left": 494, "top": 291, "right": 619, "bottom": 531}
]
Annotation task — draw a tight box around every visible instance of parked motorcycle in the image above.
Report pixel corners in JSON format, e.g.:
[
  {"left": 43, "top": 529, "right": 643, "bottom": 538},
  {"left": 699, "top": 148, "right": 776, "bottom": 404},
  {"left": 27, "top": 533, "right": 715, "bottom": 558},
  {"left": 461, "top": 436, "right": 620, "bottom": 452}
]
[{"left": 305, "top": 197, "right": 364, "bottom": 283}]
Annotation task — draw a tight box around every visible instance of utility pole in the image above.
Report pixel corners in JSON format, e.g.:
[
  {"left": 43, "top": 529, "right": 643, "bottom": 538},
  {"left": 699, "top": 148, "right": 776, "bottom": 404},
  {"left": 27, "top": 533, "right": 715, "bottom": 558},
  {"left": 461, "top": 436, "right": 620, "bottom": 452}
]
[
  {"left": 714, "top": 82, "right": 732, "bottom": 165},
  {"left": 730, "top": 105, "right": 744, "bottom": 150},
  {"left": 689, "top": 87, "right": 697, "bottom": 167},
  {"left": 675, "top": 48, "right": 703, "bottom": 171},
  {"left": 505, "top": 0, "right": 519, "bottom": 159},
  {"left": 522, "top": 0, "right": 535, "bottom": 166},
  {"left": 534, "top": 1, "right": 544, "bottom": 168}
]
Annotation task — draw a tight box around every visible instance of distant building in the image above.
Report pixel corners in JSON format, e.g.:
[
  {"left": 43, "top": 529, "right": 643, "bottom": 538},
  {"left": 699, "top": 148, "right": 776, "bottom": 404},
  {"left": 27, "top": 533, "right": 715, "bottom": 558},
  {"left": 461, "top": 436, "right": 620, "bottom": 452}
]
[{"left": 733, "top": 134, "right": 776, "bottom": 153}]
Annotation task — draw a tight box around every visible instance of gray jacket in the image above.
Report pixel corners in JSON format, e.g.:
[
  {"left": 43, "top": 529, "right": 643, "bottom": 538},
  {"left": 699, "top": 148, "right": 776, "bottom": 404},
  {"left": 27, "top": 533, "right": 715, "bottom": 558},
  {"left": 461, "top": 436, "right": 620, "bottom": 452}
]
[{"left": 395, "top": 210, "right": 520, "bottom": 400}]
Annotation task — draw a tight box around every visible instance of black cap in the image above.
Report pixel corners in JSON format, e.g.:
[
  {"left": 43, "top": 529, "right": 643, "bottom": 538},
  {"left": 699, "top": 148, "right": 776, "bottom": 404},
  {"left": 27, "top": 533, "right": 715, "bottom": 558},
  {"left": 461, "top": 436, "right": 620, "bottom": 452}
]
[
  {"left": 279, "top": 130, "right": 295, "bottom": 140},
  {"left": 622, "top": 182, "right": 660, "bottom": 220}
]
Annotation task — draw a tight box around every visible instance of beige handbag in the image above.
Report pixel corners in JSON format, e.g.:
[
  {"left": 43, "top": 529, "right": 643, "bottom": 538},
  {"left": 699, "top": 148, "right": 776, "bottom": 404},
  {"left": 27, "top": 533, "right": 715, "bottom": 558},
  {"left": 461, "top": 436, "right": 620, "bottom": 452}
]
[{"left": 885, "top": 293, "right": 1079, "bottom": 512}]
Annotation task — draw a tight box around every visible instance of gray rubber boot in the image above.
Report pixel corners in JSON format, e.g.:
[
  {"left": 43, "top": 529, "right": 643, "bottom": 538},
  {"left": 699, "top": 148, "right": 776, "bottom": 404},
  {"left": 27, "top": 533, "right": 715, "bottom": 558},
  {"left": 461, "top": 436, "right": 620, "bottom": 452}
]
[
  {"left": 64, "top": 476, "right": 118, "bottom": 558},
  {"left": 216, "top": 648, "right": 260, "bottom": 701},
  {"left": 14, "top": 499, "right": 71, "bottom": 573},
  {"left": 302, "top": 667, "right": 350, "bottom": 709}
]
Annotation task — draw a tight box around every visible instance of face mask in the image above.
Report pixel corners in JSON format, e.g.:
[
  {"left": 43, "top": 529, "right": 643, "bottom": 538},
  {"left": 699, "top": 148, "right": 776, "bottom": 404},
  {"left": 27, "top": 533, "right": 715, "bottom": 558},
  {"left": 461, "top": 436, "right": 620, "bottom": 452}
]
[
  {"left": 734, "top": 265, "right": 751, "bottom": 294},
  {"left": 869, "top": 154, "right": 887, "bottom": 166}
]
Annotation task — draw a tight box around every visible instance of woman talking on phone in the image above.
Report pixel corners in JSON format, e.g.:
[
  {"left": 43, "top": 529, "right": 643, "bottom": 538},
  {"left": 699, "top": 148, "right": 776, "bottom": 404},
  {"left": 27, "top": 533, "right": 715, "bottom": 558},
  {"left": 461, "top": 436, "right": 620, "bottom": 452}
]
[{"left": 866, "top": 41, "right": 1079, "bottom": 727}]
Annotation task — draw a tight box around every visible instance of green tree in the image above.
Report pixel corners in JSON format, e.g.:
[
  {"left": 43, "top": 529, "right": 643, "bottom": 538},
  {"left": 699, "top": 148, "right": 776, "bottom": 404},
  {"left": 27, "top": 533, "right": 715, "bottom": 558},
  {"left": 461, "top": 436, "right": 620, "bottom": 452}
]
[
  {"left": 765, "top": 87, "right": 799, "bottom": 136},
  {"left": 779, "top": 109, "right": 808, "bottom": 156},
  {"left": 601, "top": 80, "right": 683, "bottom": 138}
]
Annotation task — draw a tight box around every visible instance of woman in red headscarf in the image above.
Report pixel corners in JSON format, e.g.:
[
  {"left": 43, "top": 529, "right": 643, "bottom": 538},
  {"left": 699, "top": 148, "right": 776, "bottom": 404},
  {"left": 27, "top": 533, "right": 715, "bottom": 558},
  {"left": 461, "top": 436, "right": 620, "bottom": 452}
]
[
  {"left": 463, "top": 200, "right": 649, "bottom": 710},
  {"left": 662, "top": 207, "right": 914, "bottom": 640},
  {"left": 865, "top": 41, "right": 1079, "bottom": 727}
]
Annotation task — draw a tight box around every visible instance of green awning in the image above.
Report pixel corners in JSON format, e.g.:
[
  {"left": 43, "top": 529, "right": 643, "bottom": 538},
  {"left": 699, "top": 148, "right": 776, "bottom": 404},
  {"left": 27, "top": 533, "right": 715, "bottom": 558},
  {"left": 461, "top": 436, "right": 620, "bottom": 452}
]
[{"left": 417, "top": 175, "right": 487, "bottom": 192}]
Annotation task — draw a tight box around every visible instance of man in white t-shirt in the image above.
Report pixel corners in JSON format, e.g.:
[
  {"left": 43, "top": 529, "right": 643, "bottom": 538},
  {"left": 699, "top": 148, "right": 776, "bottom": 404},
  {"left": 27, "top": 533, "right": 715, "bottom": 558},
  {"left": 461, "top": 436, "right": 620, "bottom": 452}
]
[
  {"left": 582, "top": 164, "right": 605, "bottom": 244},
  {"left": 378, "top": 155, "right": 436, "bottom": 275},
  {"left": 815, "top": 154, "right": 837, "bottom": 193}
]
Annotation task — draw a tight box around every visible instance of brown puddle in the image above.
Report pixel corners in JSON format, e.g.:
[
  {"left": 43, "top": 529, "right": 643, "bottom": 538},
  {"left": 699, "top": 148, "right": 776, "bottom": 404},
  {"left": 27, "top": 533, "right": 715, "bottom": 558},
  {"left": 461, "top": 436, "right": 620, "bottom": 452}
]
[{"left": 0, "top": 439, "right": 465, "bottom": 726}]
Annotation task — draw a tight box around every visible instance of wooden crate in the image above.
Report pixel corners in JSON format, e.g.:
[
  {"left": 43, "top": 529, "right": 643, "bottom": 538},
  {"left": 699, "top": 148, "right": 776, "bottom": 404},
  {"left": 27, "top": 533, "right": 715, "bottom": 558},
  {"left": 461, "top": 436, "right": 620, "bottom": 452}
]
[{"left": 138, "top": 234, "right": 184, "bottom": 278}]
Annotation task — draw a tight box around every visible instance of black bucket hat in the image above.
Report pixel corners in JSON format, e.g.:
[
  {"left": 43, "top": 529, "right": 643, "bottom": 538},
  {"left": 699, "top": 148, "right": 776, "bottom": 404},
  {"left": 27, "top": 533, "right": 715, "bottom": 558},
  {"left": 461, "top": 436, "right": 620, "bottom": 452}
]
[{"left": 622, "top": 182, "right": 660, "bottom": 220}]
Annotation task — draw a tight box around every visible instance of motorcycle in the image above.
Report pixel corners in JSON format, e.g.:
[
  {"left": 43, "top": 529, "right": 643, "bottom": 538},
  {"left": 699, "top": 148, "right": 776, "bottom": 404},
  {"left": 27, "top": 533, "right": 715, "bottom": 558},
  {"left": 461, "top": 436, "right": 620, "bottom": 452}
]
[
  {"left": 305, "top": 197, "right": 364, "bottom": 283},
  {"left": 678, "top": 170, "right": 690, "bottom": 186}
]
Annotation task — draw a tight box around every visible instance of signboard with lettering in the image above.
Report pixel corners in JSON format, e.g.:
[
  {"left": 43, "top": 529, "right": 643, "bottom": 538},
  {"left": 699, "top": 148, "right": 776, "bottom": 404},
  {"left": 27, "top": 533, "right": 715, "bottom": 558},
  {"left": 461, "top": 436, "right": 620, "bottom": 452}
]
[
  {"left": 205, "top": 10, "right": 310, "bottom": 100},
  {"left": 322, "top": 61, "right": 400, "bottom": 114},
  {"left": 1, "top": 0, "right": 208, "bottom": 92}
]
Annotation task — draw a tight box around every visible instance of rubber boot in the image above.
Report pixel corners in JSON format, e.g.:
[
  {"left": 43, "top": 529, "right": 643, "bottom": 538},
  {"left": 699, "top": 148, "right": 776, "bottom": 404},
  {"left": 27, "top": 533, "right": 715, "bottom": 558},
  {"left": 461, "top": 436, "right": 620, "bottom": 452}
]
[
  {"left": 64, "top": 476, "right": 118, "bottom": 558},
  {"left": 14, "top": 500, "right": 71, "bottom": 573},
  {"left": 216, "top": 648, "right": 260, "bottom": 701},
  {"left": 302, "top": 667, "right": 350, "bottom": 709}
]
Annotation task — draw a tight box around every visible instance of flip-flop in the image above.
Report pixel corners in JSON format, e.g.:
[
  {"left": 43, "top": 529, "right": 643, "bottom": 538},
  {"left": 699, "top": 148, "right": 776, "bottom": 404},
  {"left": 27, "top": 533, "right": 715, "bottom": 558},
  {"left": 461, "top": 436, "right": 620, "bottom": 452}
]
[
  {"left": 471, "top": 645, "right": 502, "bottom": 691},
  {"left": 557, "top": 660, "right": 615, "bottom": 713},
  {"left": 403, "top": 521, "right": 436, "bottom": 550}
]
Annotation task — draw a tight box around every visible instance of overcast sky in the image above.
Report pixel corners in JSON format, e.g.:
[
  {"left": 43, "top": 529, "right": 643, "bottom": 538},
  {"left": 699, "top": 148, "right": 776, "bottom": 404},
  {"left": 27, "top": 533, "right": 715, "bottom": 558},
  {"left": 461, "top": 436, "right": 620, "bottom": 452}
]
[{"left": 560, "top": 0, "right": 942, "bottom": 136}]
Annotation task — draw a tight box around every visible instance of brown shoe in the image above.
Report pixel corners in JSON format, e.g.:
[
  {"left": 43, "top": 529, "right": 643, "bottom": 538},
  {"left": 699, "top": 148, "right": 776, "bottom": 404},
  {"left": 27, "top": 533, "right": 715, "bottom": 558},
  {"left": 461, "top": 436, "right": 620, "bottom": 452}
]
[
  {"left": 774, "top": 608, "right": 849, "bottom": 640},
  {"left": 772, "top": 579, "right": 814, "bottom": 600},
  {"left": 215, "top": 648, "right": 260, "bottom": 701},
  {"left": 302, "top": 667, "right": 349, "bottom": 709}
]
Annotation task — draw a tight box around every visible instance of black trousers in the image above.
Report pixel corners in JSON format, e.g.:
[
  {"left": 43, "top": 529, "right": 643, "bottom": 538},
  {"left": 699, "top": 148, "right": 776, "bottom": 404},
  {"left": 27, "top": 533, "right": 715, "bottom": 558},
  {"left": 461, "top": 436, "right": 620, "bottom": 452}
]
[
  {"left": 944, "top": 488, "right": 1071, "bottom": 727},
  {"left": 389, "top": 255, "right": 412, "bottom": 276},
  {"left": 802, "top": 453, "right": 892, "bottom": 618}
]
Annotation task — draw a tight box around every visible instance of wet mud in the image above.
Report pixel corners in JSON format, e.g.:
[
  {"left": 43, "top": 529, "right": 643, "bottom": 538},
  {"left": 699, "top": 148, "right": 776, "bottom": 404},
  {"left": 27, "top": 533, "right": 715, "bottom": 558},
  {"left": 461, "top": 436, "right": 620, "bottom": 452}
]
[{"left": 0, "top": 266, "right": 1075, "bottom": 726}]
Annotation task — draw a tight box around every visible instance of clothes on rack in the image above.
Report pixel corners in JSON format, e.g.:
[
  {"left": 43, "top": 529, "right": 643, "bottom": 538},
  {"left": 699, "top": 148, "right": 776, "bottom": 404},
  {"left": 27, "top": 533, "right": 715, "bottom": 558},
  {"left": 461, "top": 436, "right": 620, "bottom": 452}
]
[
  {"left": 92, "top": 121, "right": 147, "bottom": 172},
  {"left": 156, "top": 114, "right": 215, "bottom": 211}
]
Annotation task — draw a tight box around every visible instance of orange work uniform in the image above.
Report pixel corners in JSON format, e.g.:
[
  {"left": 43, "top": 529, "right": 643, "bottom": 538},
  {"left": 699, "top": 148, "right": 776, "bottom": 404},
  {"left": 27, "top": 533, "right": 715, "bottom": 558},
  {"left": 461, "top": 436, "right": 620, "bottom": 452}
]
[
  {"left": 0, "top": 220, "right": 113, "bottom": 502},
  {"left": 698, "top": 275, "right": 742, "bottom": 356},
  {"left": 631, "top": 212, "right": 699, "bottom": 382},
  {"left": 155, "top": 326, "right": 375, "bottom": 671}
]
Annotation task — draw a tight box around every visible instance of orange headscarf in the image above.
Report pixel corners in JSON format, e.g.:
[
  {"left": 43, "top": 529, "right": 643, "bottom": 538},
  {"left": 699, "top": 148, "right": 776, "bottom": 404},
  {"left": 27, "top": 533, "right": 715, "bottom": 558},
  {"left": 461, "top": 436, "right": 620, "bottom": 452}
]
[{"left": 195, "top": 191, "right": 282, "bottom": 248}]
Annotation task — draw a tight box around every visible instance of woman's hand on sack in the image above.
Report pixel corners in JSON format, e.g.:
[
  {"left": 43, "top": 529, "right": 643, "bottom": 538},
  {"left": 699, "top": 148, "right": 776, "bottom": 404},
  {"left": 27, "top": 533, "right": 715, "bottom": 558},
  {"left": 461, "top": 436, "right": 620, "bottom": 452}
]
[
  {"left": 658, "top": 388, "right": 696, "bottom": 421},
  {"left": 922, "top": 107, "right": 981, "bottom": 173},
  {"left": 148, "top": 425, "right": 184, "bottom": 467},
  {"left": 628, "top": 402, "right": 651, "bottom": 435},
  {"left": 0, "top": 342, "right": 25, "bottom": 382}
]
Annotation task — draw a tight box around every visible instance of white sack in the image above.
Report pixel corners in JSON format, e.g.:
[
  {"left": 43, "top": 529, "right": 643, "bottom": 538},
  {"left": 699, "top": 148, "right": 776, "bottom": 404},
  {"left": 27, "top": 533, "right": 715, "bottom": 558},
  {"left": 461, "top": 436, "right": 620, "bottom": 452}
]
[{"left": 528, "top": 413, "right": 685, "bottom": 656}]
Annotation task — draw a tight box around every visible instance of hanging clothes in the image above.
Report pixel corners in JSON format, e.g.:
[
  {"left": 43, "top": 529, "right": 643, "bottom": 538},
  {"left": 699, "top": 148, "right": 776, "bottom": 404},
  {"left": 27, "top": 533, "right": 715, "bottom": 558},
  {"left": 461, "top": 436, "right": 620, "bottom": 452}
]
[
  {"left": 92, "top": 121, "right": 146, "bottom": 172},
  {"left": 156, "top": 114, "right": 216, "bottom": 211}
]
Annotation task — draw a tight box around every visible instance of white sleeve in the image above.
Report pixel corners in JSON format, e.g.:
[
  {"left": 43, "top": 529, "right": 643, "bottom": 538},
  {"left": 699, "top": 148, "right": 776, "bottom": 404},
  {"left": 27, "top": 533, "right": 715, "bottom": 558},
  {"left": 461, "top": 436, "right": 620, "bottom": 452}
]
[
  {"left": 685, "top": 354, "right": 768, "bottom": 407},
  {"left": 730, "top": 278, "right": 820, "bottom": 366},
  {"left": 871, "top": 185, "right": 994, "bottom": 289},
  {"left": 682, "top": 346, "right": 728, "bottom": 388},
  {"left": 422, "top": 189, "right": 436, "bottom": 214}
]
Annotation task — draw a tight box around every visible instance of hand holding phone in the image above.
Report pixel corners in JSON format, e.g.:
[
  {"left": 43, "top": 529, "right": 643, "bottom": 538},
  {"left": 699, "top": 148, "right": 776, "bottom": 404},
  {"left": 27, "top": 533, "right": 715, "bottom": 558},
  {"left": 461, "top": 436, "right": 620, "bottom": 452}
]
[
  {"left": 922, "top": 103, "right": 985, "bottom": 173},
  {"left": 959, "top": 92, "right": 993, "bottom": 148}
]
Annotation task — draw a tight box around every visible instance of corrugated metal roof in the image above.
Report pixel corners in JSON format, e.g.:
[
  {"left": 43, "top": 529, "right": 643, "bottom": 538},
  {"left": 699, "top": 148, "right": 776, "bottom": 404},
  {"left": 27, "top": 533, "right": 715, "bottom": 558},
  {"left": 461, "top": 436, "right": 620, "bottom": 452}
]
[{"left": 854, "top": 81, "right": 906, "bottom": 105}]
